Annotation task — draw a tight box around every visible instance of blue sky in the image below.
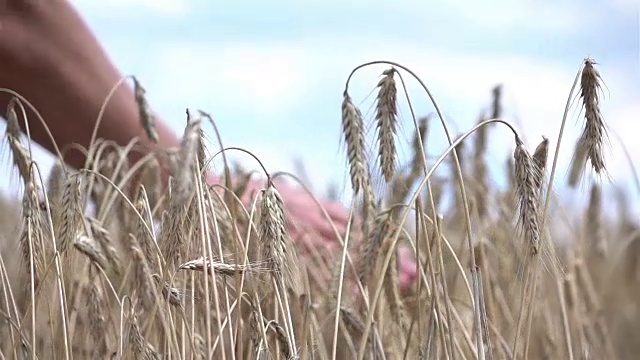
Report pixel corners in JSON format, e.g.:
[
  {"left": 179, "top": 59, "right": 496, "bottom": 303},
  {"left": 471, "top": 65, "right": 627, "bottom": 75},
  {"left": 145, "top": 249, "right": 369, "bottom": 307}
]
[{"left": 1, "top": 0, "right": 639, "bottom": 216}]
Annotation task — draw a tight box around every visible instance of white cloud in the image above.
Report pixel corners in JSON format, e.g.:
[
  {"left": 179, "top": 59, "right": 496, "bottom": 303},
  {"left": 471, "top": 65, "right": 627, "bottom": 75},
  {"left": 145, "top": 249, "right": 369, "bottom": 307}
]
[
  {"left": 2, "top": 1, "right": 635, "bottom": 209},
  {"left": 605, "top": 103, "right": 640, "bottom": 181},
  {"left": 440, "top": 0, "right": 593, "bottom": 34},
  {"left": 149, "top": 43, "right": 311, "bottom": 117},
  {"left": 140, "top": 38, "right": 636, "bottom": 203},
  {"left": 610, "top": 0, "right": 640, "bottom": 12},
  {"left": 70, "top": 0, "right": 191, "bottom": 16}
]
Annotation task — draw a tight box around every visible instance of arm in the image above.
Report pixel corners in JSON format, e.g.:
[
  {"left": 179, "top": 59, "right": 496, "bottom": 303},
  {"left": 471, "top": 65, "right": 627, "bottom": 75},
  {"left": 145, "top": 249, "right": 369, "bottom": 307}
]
[
  {"left": 0, "top": 0, "right": 179, "bottom": 170},
  {"left": 0, "top": 1, "right": 386, "bottom": 278}
]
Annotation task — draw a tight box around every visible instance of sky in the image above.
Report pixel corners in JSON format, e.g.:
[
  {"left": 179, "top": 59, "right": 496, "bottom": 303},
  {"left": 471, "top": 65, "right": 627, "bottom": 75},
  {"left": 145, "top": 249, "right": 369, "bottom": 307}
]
[{"left": 1, "top": 0, "right": 639, "bottom": 218}]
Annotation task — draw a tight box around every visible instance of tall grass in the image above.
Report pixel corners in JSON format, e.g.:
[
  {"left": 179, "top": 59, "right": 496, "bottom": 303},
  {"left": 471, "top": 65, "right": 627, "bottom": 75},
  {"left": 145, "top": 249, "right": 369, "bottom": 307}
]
[{"left": 0, "top": 57, "right": 637, "bottom": 359}]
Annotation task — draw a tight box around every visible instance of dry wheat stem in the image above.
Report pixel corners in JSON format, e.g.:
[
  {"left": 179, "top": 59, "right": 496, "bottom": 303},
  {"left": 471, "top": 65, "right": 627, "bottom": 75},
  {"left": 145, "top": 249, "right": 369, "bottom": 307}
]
[
  {"left": 394, "top": 76, "right": 467, "bottom": 358},
  {"left": 178, "top": 257, "right": 273, "bottom": 276},
  {"left": 259, "top": 181, "right": 299, "bottom": 357},
  {"left": 346, "top": 63, "right": 507, "bottom": 360},
  {"left": 516, "top": 59, "right": 590, "bottom": 359},
  {"left": 0, "top": 56, "right": 631, "bottom": 360},
  {"left": 330, "top": 206, "right": 358, "bottom": 360},
  {"left": 0, "top": 92, "right": 66, "bottom": 163},
  {"left": 354, "top": 117, "right": 521, "bottom": 360},
  {"left": 394, "top": 71, "right": 469, "bottom": 340},
  {"left": 85, "top": 75, "right": 134, "bottom": 167}
]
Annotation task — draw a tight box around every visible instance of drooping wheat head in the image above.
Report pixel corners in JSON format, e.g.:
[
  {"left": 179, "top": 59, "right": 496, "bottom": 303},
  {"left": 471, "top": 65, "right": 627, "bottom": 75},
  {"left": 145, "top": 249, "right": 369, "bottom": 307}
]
[
  {"left": 341, "top": 91, "right": 370, "bottom": 195},
  {"left": 513, "top": 139, "right": 541, "bottom": 255},
  {"left": 532, "top": 136, "right": 549, "bottom": 195},
  {"left": 374, "top": 68, "right": 399, "bottom": 183},
  {"left": 259, "top": 180, "right": 300, "bottom": 293},
  {"left": 578, "top": 57, "right": 607, "bottom": 175},
  {"left": 133, "top": 76, "right": 159, "bottom": 144}
]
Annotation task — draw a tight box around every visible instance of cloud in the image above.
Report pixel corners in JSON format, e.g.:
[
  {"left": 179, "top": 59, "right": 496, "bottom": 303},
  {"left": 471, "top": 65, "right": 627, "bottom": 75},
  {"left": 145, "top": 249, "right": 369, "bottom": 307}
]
[
  {"left": 149, "top": 43, "right": 311, "bottom": 118},
  {"left": 134, "top": 36, "right": 636, "bottom": 204},
  {"left": 605, "top": 103, "right": 640, "bottom": 181},
  {"left": 610, "top": 0, "right": 640, "bottom": 12},
  {"left": 439, "top": 0, "right": 593, "bottom": 34},
  {"left": 70, "top": 0, "right": 191, "bottom": 16},
  {"left": 1, "top": 0, "right": 635, "bottom": 207}
]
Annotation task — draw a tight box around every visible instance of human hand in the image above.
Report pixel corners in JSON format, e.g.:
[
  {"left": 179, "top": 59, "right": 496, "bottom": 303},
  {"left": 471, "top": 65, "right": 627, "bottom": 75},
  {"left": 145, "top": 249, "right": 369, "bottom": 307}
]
[
  {"left": 208, "top": 173, "right": 418, "bottom": 291},
  {"left": 226, "top": 175, "right": 351, "bottom": 251}
]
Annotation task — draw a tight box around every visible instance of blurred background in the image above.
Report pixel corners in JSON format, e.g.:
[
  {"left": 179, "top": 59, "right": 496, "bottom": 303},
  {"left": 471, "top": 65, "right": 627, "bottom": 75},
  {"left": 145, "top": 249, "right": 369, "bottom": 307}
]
[{"left": 1, "top": 0, "right": 638, "bottom": 217}]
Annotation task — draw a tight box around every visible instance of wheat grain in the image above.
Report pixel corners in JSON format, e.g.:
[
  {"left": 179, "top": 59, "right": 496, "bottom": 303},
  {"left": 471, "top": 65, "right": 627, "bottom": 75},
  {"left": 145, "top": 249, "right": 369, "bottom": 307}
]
[
  {"left": 132, "top": 76, "right": 158, "bottom": 143},
  {"left": 513, "top": 140, "right": 541, "bottom": 255},
  {"left": 128, "top": 312, "right": 161, "bottom": 359},
  {"left": 259, "top": 181, "right": 300, "bottom": 292},
  {"left": 73, "top": 234, "right": 110, "bottom": 271},
  {"left": 532, "top": 136, "right": 549, "bottom": 194},
  {"left": 19, "top": 179, "right": 44, "bottom": 289},
  {"left": 341, "top": 91, "right": 370, "bottom": 195},
  {"left": 151, "top": 274, "right": 183, "bottom": 308},
  {"left": 579, "top": 57, "right": 607, "bottom": 174},
  {"left": 87, "top": 217, "right": 121, "bottom": 275},
  {"left": 134, "top": 187, "right": 157, "bottom": 268},
  {"left": 45, "top": 160, "right": 66, "bottom": 214},
  {"left": 568, "top": 138, "right": 588, "bottom": 188},
  {"left": 56, "top": 173, "right": 84, "bottom": 254},
  {"left": 382, "top": 232, "right": 409, "bottom": 334},
  {"left": 179, "top": 257, "right": 272, "bottom": 276},
  {"left": 173, "top": 110, "right": 202, "bottom": 206},
  {"left": 359, "top": 210, "right": 389, "bottom": 286},
  {"left": 130, "top": 243, "right": 156, "bottom": 312},
  {"left": 374, "top": 68, "right": 399, "bottom": 182},
  {"left": 266, "top": 319, "right": 294, "bottom": 359},
  {"left": 86, "top": 273, "right": 108, "bottom": 356},
  {"left": 4, "top": 99, "right": 32, "bottom": 184}
]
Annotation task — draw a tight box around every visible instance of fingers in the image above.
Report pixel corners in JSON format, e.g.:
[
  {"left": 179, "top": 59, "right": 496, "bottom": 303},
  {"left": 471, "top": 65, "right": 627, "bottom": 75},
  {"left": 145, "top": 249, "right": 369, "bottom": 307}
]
[{"left": 398, "top": 245, "right": 418, "bottom": 292}]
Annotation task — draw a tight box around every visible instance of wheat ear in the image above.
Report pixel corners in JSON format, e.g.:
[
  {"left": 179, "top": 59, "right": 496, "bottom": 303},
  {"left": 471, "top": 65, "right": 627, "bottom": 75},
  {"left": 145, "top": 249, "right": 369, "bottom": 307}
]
[
  {"left": 513, "top": 139, "right": 541, "bottom": 255},
  {"left": 132, "top": 76, "right": 159, "bottom": 143},
  {"left": 578, "top": 57, "right": 607, "bottom": 174},
  {"left": 532, "top": 136, "right": 549, "bottom": 194},
  {"left": 374, "top": 68, "right": 399, "bottom": 182},
  {"left": 259, "top": 181, "right": 300, "bottom": 293},
  {"left": 341, "top": 91, "right": 369, "bottom": 195}
]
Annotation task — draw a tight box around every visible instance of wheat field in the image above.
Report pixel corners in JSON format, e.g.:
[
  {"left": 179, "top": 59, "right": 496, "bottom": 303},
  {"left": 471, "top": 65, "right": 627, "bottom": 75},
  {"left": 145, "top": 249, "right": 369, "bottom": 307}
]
[{"left": 0, "top": 57, "right": 637, "bottom": 360}]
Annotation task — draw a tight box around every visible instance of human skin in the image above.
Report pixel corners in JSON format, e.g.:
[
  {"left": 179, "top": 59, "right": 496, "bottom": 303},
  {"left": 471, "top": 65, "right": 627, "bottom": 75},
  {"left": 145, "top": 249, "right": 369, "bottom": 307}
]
[{"left": 0, "top": 0, "right": 417, "bottom": 290}]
